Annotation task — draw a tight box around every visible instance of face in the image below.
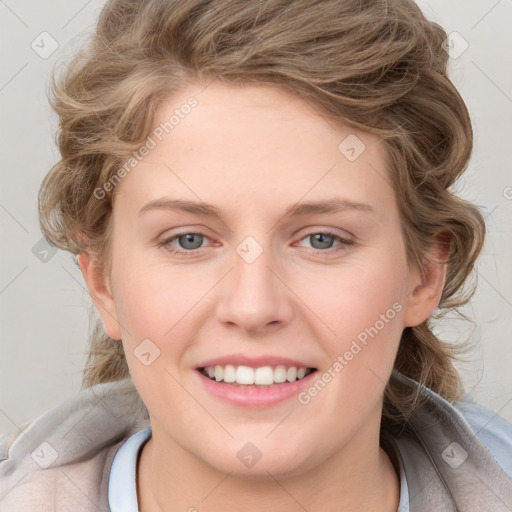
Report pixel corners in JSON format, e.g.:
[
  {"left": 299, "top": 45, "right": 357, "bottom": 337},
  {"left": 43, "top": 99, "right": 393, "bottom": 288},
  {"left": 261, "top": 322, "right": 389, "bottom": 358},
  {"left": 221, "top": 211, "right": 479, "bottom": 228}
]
[{"left": 81, "top": 81, "right": 443, "bottom": 478}]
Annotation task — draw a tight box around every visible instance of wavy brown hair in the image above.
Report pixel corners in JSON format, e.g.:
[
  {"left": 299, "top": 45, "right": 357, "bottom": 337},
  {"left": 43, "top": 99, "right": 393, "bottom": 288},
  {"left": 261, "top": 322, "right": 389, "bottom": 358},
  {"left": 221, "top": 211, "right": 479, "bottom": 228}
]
[{"left": 39, "top": 0, "right": 485, "bottom": 425}]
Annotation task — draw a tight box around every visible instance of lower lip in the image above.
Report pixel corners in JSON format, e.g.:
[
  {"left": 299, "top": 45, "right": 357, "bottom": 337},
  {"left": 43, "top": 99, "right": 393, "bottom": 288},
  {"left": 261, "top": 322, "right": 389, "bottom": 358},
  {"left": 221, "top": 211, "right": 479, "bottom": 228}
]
[{"left": 195, "top": 370, "right": 317, "bottom": 408}]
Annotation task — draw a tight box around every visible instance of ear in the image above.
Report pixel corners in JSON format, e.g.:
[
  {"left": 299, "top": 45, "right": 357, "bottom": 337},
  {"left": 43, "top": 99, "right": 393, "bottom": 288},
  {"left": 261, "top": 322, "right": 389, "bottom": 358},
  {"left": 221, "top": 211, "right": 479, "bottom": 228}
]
[
  {"left": 402, "top": 235, "right": 450, "bottom": 328},
  {"left": 77, "top": 252, "right": 123, "bottom": 340}
]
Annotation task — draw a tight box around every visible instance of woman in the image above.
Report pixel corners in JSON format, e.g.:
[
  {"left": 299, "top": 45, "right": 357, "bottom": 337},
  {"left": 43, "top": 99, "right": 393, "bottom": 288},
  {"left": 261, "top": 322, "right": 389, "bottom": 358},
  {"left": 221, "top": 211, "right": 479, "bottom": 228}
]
[{"left": 1, "top": 0, "right": 511, "bottom": 510}]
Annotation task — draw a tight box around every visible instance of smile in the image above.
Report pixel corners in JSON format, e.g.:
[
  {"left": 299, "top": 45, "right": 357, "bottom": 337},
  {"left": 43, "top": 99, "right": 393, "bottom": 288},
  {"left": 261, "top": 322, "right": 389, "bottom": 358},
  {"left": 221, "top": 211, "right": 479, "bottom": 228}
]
[{"left": 199, "top": 365, "right": 316, "bottom": 386}]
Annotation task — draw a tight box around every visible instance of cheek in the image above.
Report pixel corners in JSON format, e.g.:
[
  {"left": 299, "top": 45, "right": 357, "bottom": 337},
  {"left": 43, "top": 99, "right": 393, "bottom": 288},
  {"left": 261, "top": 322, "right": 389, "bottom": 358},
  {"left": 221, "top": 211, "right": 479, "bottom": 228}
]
[
  {"left": 303, "top": 253, "right": 406, "bottom": 348},
  {"left": 112, "top": 252, "right": 209, "bottom": 341},
  {"left": 297, "top": 251, "right": 407, "bottom": 406},
  {"left": 111, "top": 261, "right": 203, "bottom": 421}
]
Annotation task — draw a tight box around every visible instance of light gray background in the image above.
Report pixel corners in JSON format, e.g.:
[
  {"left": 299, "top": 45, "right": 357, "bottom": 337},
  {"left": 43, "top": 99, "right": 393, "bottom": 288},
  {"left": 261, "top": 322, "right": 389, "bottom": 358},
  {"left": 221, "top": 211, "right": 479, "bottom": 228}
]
[{"left": 0, "top": 0, "right": 511, "bottom": 439}]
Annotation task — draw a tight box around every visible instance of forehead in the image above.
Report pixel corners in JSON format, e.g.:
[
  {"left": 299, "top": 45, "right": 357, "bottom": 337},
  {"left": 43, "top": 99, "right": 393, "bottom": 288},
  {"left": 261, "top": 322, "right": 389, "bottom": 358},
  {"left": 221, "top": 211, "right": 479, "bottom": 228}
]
[{"left": 113, "top": 81, "right": 394, "bottom": 217}]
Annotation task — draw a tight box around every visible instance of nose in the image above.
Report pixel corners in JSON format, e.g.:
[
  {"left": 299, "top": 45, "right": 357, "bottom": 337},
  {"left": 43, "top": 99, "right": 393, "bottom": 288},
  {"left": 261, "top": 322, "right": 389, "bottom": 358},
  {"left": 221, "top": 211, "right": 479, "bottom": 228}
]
[{"left": 215, "top": 244, "right": 294, "bottom": 334}]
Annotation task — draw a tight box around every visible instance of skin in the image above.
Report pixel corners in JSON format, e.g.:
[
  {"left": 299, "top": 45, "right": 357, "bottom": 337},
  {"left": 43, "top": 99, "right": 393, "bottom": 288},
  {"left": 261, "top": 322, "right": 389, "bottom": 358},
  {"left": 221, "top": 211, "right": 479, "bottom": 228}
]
[{"left": 79, "top": 80, "right": 447, "bottom": 511}]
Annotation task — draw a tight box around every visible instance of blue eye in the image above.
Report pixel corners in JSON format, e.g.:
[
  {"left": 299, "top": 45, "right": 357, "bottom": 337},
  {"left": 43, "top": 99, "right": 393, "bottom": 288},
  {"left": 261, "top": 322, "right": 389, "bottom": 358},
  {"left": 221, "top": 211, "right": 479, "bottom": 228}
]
[
  {"left": 158, "top": 230, "right": 353, "bottom": 257},
  {"left": 298, "top": 231, "right": 354, "bottom": 253},
  {"left": 159, "top": 233, "right": 210, "bottom": 256},
  {"left": 308, "top": 233, "right": 337, "bottom": 250},
  {"left": 175, "top": 233, "right": 205, "bottom": 250}
]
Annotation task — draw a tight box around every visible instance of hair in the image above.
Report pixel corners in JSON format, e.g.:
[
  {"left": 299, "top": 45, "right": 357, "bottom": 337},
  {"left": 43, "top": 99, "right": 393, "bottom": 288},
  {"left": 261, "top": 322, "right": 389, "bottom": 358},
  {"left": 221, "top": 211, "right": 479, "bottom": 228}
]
[{"left": 38, "top": 0, "right": 485, "bottom": 427}]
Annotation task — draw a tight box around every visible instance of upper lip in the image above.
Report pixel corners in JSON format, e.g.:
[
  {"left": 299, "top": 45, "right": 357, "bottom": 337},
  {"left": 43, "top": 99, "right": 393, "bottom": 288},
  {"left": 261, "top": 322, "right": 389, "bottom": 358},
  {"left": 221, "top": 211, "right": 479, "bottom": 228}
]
[{"left": 196, "top": 355, "right": 316, "bottom": 369}]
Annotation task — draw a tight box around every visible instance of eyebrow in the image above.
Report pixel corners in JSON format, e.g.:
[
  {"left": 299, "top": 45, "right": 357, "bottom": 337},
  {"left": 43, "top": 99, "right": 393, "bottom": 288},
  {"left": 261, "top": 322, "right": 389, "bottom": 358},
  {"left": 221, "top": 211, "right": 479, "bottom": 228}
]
[{"left": 138, "top": 198, "right": 375, "bottom": 219}]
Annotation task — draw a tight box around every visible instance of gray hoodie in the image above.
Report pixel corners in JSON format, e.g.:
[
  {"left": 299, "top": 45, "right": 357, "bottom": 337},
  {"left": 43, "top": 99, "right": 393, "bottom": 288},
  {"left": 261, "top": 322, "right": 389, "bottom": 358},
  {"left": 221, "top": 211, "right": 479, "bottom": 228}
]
[{"left": 1, "top": 374, "right": 511, "bottom": 511}]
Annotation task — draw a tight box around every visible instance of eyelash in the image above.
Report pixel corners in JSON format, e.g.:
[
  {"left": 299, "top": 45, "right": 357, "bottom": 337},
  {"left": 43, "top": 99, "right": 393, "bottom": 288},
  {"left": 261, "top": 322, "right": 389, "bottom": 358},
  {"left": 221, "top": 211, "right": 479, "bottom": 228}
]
[{"left": 157, "top": 231, "right": 354, "bottom": 257}]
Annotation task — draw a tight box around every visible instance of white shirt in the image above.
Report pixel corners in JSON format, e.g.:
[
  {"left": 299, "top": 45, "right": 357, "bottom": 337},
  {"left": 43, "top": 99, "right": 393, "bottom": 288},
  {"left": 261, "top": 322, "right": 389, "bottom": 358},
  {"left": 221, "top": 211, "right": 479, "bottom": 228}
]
[{"left": 108, "top": 427, "right": 151, "bottom": 512}]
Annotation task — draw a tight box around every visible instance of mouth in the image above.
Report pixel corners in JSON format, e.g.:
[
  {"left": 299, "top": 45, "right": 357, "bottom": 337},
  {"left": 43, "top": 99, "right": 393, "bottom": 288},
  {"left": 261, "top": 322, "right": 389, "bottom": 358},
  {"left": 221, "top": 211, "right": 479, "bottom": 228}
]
[{"left": 198, "top": 364, "right": 317, "bottom": 387}]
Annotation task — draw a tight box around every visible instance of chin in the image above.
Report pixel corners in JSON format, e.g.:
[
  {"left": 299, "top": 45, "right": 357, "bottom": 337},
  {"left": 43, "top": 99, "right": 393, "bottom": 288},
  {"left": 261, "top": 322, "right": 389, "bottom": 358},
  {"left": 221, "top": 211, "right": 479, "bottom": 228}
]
[{"left": 194, "top": 439, "right": 314, "bottom": 480}]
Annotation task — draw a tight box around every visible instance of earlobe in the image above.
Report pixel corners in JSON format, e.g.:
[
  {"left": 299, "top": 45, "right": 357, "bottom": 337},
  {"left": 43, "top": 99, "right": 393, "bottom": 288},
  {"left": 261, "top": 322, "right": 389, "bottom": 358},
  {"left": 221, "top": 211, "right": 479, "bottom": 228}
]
[
  {"left": 77, "top": 252, "right": 123, "bottom": 340},
  {"left": 402, "top": 238, "right": 449, "bottom": 328}
]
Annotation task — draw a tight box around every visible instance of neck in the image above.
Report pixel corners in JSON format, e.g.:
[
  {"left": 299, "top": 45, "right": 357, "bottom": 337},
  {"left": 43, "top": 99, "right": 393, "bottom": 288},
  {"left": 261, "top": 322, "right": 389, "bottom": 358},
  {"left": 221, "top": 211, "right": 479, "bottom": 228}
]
[{"left": 137, "top": 420, "right": 399, "bottom": 512}]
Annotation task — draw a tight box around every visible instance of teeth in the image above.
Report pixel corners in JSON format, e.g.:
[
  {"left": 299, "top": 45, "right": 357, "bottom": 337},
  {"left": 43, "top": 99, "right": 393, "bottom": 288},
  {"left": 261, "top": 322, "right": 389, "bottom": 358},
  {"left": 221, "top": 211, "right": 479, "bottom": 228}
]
[
  {"left": 274, "top": 365, "right": 287, "bottom": 383},
  {"left": 236, "top": 365, "right": 255, "bottom": 384},
  {"left": 223, "top": 364, "right": 236, "bottom": 383},
  {"left": 286, "top": 367, "right": 297, "bottom": 382},
  {"left": 203, "top": 364, "right": 313, "bottom": 385},
  {"left": 255, "top": 366, "right": 274, "bottom": 385}
]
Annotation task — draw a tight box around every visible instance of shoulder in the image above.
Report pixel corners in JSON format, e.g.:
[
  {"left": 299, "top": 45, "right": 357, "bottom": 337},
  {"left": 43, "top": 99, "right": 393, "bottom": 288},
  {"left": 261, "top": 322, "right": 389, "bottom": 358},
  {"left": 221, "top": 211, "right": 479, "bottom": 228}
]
[
  {"left": 455, "top": 399, "right": 512, "bottom": 480},
  {"left": 0, "top": 378, "right": 148, "bottom": 511},
  {"left": 416, "top": 384, "right": 512, "bottom": 478},
  {"left": 390, "top": 373, "right": 512, "bottom": 511}
]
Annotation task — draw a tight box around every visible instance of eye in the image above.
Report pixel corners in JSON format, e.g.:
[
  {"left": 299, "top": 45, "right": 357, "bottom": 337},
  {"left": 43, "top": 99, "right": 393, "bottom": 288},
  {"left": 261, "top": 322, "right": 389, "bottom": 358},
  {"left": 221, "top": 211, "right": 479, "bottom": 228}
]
[
  {"left": 297, "top": 231, "right": 354, "bottom": 252},
  {"left": 158, "top": 230, "right": 354, "bottom": 257},
  {"left": 158, "top": 232, "right": 211, "bottom": 256}
]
